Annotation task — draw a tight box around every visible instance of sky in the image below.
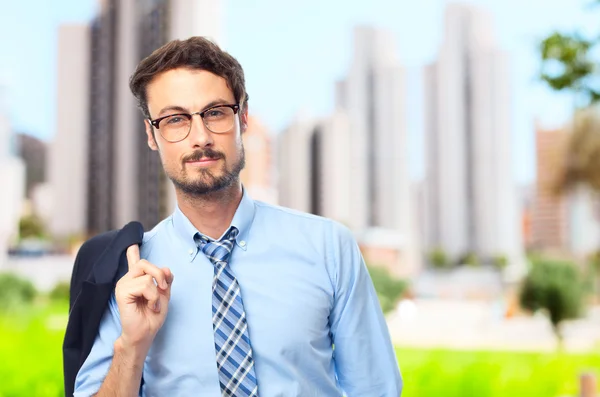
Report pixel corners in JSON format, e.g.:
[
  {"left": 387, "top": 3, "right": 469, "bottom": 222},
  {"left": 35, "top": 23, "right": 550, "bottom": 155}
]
[{"left": 0, "top": 0, "right": 598, "bottom": 184}]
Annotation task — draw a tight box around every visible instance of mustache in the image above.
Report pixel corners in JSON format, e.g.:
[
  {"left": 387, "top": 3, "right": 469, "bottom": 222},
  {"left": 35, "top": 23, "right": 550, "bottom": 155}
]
[{"left": 183, "top": 148, "right": 224, "bottom": 163}]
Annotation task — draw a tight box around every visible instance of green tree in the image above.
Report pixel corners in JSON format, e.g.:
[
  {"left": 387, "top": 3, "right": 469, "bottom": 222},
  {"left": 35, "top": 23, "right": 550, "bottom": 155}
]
[
  {"left": 586, "top": 251, "right": 600, "bottom": 301},
  {"left": 492, "top": 254, "right": 508, "bottom": 270},
  {"left": 0, "top": 273, "right": 37, "bottom": 312},
  {"left": 367, "top": 265, "right": 408, "bottom": 314},
  {"left": 519, "top": 259, "right": 585, "bottom": 348},
  {"left": 457, "top": 252, "right": 480, "bottom": 267},
  {"left": 49, "top": 281, "right": 70, "bottom": 303},
  {"left": 18, "top": 214, "right": 46, "bottom": 240},
  {"left": 428, "top": 247, "right": 450, "bottom": 269},
  {"left": 540, "top": 32, "right": 599, "bottom": 107},
  {"left": 538, "top": 4, "right": 600, "bottom": 195}
]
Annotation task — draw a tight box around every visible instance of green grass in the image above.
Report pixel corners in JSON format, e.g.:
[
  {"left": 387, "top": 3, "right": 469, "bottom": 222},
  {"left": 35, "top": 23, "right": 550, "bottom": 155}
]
[
  {"left": 0, "top": 303, "right": 598, "bottom": 396},
  {"left": 396, "top": 347, "right": 600, "bottom": 397},
  {"left": 0, "top": 302, "right": 67, "bottom": 397}
]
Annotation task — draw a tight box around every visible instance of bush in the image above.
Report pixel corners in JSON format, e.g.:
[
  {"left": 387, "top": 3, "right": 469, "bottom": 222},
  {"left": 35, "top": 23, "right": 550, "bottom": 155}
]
[
  {"left": 458, "top": 252, "right": 480, "bottom": 267},
  {"left": 0, "top": 273, "right": 37, "bottom": 312},
  {"left": 492, "top": 255, "right": 508, "bottom": 270},
  {"left": 519, "top": 259, "right": 585, "bottom": 347},
  {"left": 367, "top": 265, "right": 408, "bottom": 313},
  {"left": 49, "top": 281, "right": 70, "bottom": 303},
  {"left": 428, "top": 248, "right": 450, "bottom": 269},
  {"left": 19, "top": 214, "right": 47, "bottom": 240}
]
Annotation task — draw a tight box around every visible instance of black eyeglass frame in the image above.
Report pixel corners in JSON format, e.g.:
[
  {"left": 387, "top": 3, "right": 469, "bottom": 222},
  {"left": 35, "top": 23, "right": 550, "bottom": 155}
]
[{"left": 148, "top": 103, "right": 241, "bottom": 142}]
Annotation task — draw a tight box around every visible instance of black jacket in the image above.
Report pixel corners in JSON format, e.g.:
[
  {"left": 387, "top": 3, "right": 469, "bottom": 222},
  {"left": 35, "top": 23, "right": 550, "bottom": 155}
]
[{"left": 62, "top": 221, "right": 144, "bottom": 396}]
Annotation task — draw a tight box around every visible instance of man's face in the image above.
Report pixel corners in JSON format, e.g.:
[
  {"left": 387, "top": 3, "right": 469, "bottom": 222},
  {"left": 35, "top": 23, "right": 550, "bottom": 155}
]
[{"left": 145, "top": 68, "right": 246, "bottom": 196}]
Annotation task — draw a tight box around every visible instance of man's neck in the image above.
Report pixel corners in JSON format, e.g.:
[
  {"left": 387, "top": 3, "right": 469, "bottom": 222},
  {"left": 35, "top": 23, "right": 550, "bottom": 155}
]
[{"left": 175, "top": 183, "right": 243, "bottom": 240}]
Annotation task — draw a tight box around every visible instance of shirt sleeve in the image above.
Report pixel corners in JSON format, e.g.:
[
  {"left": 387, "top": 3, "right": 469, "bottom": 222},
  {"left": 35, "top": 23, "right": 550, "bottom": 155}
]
[
  {"left": 74, "top": 293, "right": 124, "bottom": 397},
  {"left": 328, "top": 222, "right": 403, "bottom": 397}
]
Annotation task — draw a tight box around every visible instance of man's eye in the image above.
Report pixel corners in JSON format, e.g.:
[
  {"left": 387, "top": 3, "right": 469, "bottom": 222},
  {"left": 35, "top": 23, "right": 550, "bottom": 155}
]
[
  {"left": 166, "top": 116, "right": 186, "bottom": 124},
  {"left": 207, "top": 110, "right": 225, "bottom": 118}
]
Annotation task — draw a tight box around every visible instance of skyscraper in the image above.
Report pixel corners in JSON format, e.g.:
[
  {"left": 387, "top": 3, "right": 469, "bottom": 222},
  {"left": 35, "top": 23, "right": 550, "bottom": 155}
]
[
  {"left": 277, "top": 114, "right": 315, "bottom": 214},
  {"left": 277, "top": 111, "right": 352, "bottom": 223},
  {"left": 277, "top": 27, "right": 420, "bottom": 275},
  {"left": 424, "top": 4, "right": 522, "bottom": 263},
  {"left": 279, "top": 27, "right": 412, "bottom": 234},
  {"left": 336, "top": 26, "right": 410, "bottom": 233},
  {"left": 49, "top": 24, "right": 90, "bottom": 239},
  {"left": 51, "top": 0, "right": 223, "bottom": 238},
  {"left": 240, "top": 116, "right": 277, "bottom": 205}
]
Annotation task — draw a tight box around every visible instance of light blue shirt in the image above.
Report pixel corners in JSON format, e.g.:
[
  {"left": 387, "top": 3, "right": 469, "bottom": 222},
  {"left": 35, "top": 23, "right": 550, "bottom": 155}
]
[{"left": 74, "top": 190, "right": 402, "bottom": 396}]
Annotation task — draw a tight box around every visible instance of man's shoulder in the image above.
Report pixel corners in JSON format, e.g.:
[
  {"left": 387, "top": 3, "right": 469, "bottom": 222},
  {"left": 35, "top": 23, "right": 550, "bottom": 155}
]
[
  {"left": 253, "top": 201, "right": 354, "bottom": 238},
  {"left": 254, "top": 201, "right": 331, "bottom": 225},
  {"left": 142, "top": 216, "right": 172, "bottom": 244}
]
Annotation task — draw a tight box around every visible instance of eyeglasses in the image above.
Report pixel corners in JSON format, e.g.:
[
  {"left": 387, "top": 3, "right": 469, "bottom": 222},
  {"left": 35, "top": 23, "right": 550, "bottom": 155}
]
[{"left": 149, "top": 103, "right": 240, "bottom": 143}]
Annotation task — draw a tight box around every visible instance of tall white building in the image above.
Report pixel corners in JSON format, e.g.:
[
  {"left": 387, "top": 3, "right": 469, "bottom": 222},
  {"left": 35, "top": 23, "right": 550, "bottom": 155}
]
[
  {"left": 278, "top": 111, "right": 352, "bottom": 224},
  {"left": 336, "top": 26, "right": 410, "bottom": 234},
  {"left": 313, "top": 112, "right": 353, "bottom": 226},
  {"left": 277, "top": 114, "right": 316, "bottom": 215},
  {"left": 0, "top": 92, "right": 25, "bottom": 266},
  {"left": 49, "top": 0, "right": 224, "bottom": 239},
  {"left": 112, "top": 0, "right": 226, "bottom": 230},
  {"left": 49, "top": 24, "right": 90, "bottom": 239},
  {"left": 278, "top": 27, "right": 421, "bottom": 275},
  {"left": 424, "top": 4, "right": 522, "bottom": 263},
  {"left": 164, "top": 0, "right": 225, "bottom": 214}
]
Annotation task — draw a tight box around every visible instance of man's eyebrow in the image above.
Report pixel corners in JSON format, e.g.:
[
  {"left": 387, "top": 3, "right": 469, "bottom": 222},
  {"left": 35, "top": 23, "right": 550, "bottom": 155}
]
[
  {"left": 201, "top": 98, "right": 232, "bottom": 110},
  {"left": 156, "top": 105, "right": 189, "bottom": 117},
  {"left": 155, "top": 99, "right": 233, "bottom": 118}
]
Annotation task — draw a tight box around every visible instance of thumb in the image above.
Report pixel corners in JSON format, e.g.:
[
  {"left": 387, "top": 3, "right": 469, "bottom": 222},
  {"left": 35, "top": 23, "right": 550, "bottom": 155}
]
[
  {"left": 126, "top": 244, "right": 141, "bottom": 270},
  {"left": 160, "top": 267, "right": 174, "bottom": 299}
]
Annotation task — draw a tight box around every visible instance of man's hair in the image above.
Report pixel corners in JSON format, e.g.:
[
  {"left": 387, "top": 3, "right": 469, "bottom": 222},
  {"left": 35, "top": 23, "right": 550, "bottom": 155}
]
[{"left": 129, "top": 36, "right": 248, "bottom": 119}]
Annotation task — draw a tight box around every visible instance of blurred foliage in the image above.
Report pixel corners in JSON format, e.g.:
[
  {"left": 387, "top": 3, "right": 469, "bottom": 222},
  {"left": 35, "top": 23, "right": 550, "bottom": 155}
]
[
  {"left": 519, "top": 259, "right": 585, "bottom": 347},
  {"left": 539, "top": 5, "right": 600, "bottom": 196},
  {"left": 49, "top": 281, "right": 70, "bottom": 303},
  {"left": 492, "top": 254, "right": 508, "bottom": 270},
  {"left": 586, "top": 250, "right": 600, "bottom": 299},
  {"left": 427, "top": 247, "right": 450, "bottom": 269},
  {"left": 0, "top": 273, "right": 37, "bottom": 313},
  {"left": 19, "top": 214, "right": 47, "bottom": 240},
  {"left": 367, "top": 265, "right": 408, "bottom": 313},
  {"left": 554, "top": 108, "right": 600, "bottom": 193},
  {"left": 397, "top": 347, "right": 600, "bottom": 397},
  {"left": 540, "top": 32, "right": 599, "bottom": 105},
  {"left": 456, "top": 252, "right": 480, "bottom": 267}
]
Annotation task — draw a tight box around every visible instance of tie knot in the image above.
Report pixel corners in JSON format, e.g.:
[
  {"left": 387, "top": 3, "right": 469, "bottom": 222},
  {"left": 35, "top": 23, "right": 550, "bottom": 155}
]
[{"left": 195, "top": 227, "right": 239, "bottom": 266}]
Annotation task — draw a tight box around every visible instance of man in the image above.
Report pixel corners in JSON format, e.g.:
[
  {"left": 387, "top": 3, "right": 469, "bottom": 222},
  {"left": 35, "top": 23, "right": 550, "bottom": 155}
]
[{"left": 74, "top": 36, "right": 402, "bottom": 396}]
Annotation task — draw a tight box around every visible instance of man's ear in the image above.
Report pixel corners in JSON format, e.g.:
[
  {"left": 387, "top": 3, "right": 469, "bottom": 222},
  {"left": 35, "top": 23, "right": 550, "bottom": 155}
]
[
  {"left": 240, "top": 106, "right": 249, "bottom": 134},
  {"left": 145, "top": 120, "right": 159, "bottom": 151}
]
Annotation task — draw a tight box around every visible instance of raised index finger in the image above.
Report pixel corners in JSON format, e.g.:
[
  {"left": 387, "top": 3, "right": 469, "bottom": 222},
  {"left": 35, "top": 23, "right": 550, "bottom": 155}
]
[{"left": 126, "top": 244, "right": 141, "bottom": 270}]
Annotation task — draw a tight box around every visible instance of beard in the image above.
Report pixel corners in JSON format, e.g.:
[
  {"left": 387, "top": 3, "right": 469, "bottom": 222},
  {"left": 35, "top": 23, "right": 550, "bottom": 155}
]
[{"left": 166, "top": 146, "right": 245, "bottom": 197}]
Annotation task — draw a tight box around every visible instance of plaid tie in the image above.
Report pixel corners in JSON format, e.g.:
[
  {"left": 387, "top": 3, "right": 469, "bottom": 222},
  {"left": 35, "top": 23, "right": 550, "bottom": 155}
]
[{"left": 195, "top": 227, "right": 259, "bottom": 397}]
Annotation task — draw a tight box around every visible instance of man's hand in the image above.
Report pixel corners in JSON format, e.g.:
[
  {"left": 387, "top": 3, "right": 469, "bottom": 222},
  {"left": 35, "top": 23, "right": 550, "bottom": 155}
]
[{"left": 115, "top": 244, "right": 174, "bottom": 353}]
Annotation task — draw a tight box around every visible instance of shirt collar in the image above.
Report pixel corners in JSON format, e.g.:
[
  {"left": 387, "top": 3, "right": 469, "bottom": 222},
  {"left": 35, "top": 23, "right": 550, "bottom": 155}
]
[{"left": 171, "top": 187, "right": 255, "bottom": 251}]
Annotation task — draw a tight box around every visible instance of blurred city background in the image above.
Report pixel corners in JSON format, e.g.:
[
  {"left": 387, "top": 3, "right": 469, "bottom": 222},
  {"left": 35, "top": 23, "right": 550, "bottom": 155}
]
[{"left": 1, "top": 0, "right": 599, "bottom": 396}]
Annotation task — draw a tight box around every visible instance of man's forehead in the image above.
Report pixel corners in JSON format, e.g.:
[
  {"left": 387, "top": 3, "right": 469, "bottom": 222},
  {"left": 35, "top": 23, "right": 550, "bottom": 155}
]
[
  {"left": 146, "top": 68, "right": 235, "bottom": 112},
  {"left": 147, "top": 68, "right": 230, "bottom": 92}
]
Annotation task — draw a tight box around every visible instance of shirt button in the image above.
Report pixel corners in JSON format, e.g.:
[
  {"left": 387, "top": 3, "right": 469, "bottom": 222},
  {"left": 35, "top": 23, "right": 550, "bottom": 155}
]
[
  {"left": 239, "top": 240, "right": 246, "bottom": 247},
  {"left": 188, "top": 249, "right": 194, "bottom": 256}
]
